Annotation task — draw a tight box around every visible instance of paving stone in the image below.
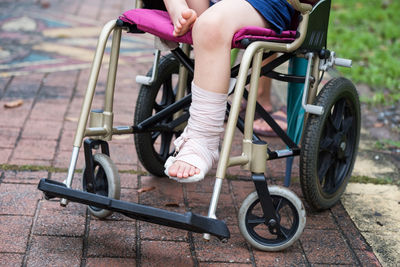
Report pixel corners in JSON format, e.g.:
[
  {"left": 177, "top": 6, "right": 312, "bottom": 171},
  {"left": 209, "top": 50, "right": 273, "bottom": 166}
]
[
  {"left": 0, "top": 216, "right": 32, "bottom": 253},
  {"left": 199, "top": 263, "right": 252, "bottom": 267},
  {"left": 12, "top": 138, "right": 57, "bottom": 161},
  {"left": 53, "top": 149, "right": 85, "bottom": 170},
  {"left": 230, "top": 180, "right": 257, "bottom": 205},
  {"left": 120, "top": 172, "right": 138, "bottom": 189},
  {"left": 20, "top": 119, "right": 63, "bottom": 140},
  {"left": 139, "top": 175, "right": 185, "bottom": 211},
  {"left": 0, "top": 253, "right": 24, "bottom": 266},
  {"left": 0, "top": 183, "right": 41, "bottom": 216},
  {"left": 184, "top": 175, "right": 230, "bottom": 194},
  {"left": 0, "top": 127, "right": 20, "bottom": 149},
  {"left": 57, "top": 129, "right": 76, "bottom": 151},
  {"left": 87, "top": 220, "right": 136, "bottom": 257},
  {"left": 109, "top": 142, "right": 138, "bottom": 166},
  {"left": 300, "top": 229, "right": 357, "bottom": 265},
  {"left": 3, "top": 73, "right": 43, "bottom": 99},
  {"left": 30, "top": 99, "right": 69, "bottom": 121},
  {"left": 304, "top": 209, "right": 337, "bottom": 230},
  {"left": 193, "top": 226, "right": 252, "bottom": 264},
  {"left": 253, "top": 242, "right": 307, "bottom": 266},
  {"left": 332, "top": 205, "right": 370, "bottom": 251},
  {"left": 39, "top": 71, "right": 78, "bottom": 100},
  {"left": 7, "top": 158, "right": 52, "bottom": 167},
  {"left": 86, "top": 257, "right": 137, "bottom": 267},
  {"left": 0, "top": 148, "right": 12, "bottom": 164},
  {"left": 353, "top": 249, "right": 382, "bottom": 266},
  {"left": 27, "top": 235, "right": 82, "bottom": 266},
  {"left": 33, "top": 200, "right": 86, "bottom": 237},
  {"left": 0, "top": 100, "right": 33, "bottom": 128},
  {"left": 139, "top": 221, "right": 188, "bottom": 242},
  {"left": 2, "top": 170, "right": 48, "bottom": 184},
  {"left": 141, "top": 240, "right": 193, "bottom": 267}
]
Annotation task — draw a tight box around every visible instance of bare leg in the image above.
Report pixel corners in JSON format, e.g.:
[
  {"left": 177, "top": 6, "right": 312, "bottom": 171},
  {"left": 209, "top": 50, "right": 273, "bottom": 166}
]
[{"left": 167, "top": 0, "right": 269, "bottom": 179}]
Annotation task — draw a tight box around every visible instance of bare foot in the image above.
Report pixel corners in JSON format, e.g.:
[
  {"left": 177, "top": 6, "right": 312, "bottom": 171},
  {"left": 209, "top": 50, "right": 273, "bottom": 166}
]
[
  {"left": 168, "top": 160, "right": 200, "bottom": 179},
  {"left": 253, "top": 110, "right": 287, "bottom": 133},
  {"left": 173, "top": 9, "right": 197, "bottom": 37}
]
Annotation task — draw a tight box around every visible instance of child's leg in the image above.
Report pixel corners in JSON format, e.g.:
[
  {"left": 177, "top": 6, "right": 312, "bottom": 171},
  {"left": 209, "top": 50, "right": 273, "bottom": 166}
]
[{"left": 166, "top": 0, "right": 270, "bottom": 181}]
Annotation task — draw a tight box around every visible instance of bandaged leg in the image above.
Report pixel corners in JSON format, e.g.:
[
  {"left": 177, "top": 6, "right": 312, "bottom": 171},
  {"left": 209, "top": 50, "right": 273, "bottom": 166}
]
[{"left": 165, "top": 82, "right": 228, "bottom": 182}]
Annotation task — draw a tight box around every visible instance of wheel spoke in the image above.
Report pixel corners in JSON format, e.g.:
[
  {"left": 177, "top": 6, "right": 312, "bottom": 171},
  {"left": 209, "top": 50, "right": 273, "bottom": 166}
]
[
  {"left": 278, "top": 226, "right": 291, "bottom": 239},
  {"left": 94, "top": 167, "right": 107, "bottom": 194},
  {"left": 153, "top": 102, "right": 164, "bottom": 113},
  {"left": 151, "top": 131, "right": 161, "bottom": 144},
  {"left": 274, "top": 198, "right": 284, "bottom": 212},
  {"left": 341, "top": 116, "right": 353, "bottom": 133},
  {"left": 159, "top": 133, "right": 173, "bottom": 159},
  {"left": 318, "top": 152, "right": 333, "bottom": 181},
  {"left": 320, "top": 137, "right": 334, "bottom": 151},
  {"left": 160, "top": 79, "right": 173, "bottom": 106},
  {"left": 323, "top": 162, "right": 338, "bottom": 192},
  {"left": 332, "top": 98, "right": 346, "bottom": 130},
  {"left": 247, "top": 213, "right": 266, "bottom": 228}
]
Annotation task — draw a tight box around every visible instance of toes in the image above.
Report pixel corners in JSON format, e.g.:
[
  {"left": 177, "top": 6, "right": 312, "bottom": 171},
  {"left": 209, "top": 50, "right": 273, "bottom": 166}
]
[{"left": 168, "top": 160, "right": 200, "bottom": 179}]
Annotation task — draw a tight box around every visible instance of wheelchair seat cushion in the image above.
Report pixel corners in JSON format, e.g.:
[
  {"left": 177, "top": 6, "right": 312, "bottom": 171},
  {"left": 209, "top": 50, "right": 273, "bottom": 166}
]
[{"left": 120, "top": 9, "right": 298, "bottom": 48}]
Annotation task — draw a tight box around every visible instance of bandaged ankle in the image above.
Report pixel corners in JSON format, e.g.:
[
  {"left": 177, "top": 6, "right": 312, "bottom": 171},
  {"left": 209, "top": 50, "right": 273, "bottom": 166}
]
[
  {"left": 164, "top": 82, "right": 228, "bottom": 182},
  {"left": 185, "top": 82, "right": 228, "bottom": 146}
]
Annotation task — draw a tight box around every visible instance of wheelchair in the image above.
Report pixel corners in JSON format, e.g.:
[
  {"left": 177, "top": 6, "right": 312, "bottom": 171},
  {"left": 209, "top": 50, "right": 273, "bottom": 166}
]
[{"left": 38, "top": 0, "right": 361, "bottom": 251}]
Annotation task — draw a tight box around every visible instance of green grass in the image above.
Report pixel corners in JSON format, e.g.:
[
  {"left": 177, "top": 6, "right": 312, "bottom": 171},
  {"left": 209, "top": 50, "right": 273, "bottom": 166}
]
[
  {"left": 0, "top": 164, "right": 147, "bottom": 175},
  {"left": 374, "top": 139, "right": 400, "bottom": 150},
  {"left": 328, "top": 0, "right": 400, "bottom": 105}
]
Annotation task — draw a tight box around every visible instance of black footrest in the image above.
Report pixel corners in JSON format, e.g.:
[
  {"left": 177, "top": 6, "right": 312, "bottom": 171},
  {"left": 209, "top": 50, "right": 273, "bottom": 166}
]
[{"left": 38, "top": 178, "right": 230, "bottom": 240}]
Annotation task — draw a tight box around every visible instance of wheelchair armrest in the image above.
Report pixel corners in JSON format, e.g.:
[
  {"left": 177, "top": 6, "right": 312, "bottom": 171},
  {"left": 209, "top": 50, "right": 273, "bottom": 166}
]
[{"left": 288, "top": 0, "right": 313, "bottom": 14}]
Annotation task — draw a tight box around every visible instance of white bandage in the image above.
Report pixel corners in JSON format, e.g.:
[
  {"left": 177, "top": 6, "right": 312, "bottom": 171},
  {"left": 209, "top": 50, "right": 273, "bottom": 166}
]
[{"left": 164, "top": 82, "right": 228, "bottom": 182}]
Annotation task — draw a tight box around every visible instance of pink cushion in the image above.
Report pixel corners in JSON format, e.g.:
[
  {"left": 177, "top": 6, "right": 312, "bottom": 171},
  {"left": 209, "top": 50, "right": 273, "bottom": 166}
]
[{"left": 120, "top": 9, "right": 297, "bottom": 48}]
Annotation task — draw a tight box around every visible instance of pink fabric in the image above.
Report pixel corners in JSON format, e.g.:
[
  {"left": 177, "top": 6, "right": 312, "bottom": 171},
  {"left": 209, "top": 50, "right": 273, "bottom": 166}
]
[
  {"left": 232, "top": 27, "right": 298, "bottom": 48},
  {"left": 120, "top": 9, "right": 297, "bottom": 48},
  {"left": 121, "top": 9, "right": 193, "bottom": 44}
]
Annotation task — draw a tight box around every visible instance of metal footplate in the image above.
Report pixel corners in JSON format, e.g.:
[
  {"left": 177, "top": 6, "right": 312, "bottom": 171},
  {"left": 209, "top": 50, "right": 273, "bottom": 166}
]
[{"left": 38, "top": 179, "right": 230, "bottom": 240}]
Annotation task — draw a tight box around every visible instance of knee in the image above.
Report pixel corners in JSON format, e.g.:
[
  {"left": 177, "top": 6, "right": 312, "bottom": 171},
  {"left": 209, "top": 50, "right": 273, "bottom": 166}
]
[{"left": 192, "top": 15, "right": 232, "bottom": 49}]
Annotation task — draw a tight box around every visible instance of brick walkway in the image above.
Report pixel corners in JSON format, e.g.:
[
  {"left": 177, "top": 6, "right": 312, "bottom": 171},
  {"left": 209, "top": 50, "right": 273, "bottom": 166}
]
[{"left": 0, "top": 1, "right": 381, "bottom": 266}]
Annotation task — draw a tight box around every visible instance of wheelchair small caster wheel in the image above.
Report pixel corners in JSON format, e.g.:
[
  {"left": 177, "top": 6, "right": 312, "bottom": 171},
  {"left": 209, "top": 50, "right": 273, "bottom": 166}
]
[
  {"left": 301, "top": 77, "right": 360, "bottom": 210},
  {"left": 238, "top": 186, "right": 306, "bottom": 251},
  {"left": 82, "top": 153, "right": 121, "bottom": 219}
]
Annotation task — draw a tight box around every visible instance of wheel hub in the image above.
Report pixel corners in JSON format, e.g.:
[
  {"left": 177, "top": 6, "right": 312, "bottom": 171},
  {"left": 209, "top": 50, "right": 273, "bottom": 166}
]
[{"left": 332, "top": 132, "right": 347, "bottom": 160}]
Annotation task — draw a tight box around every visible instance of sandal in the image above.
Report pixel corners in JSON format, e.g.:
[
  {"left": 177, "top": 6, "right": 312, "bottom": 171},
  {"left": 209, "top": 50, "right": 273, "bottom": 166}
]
[{"left": 253, "top": 109, "right": 287, "bottom": 137}]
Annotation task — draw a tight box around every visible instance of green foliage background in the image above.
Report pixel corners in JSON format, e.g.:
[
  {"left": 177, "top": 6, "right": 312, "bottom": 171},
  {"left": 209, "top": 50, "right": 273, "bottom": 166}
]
[{"left": 328, "top": 0, "right": 400, "bottom": 104}]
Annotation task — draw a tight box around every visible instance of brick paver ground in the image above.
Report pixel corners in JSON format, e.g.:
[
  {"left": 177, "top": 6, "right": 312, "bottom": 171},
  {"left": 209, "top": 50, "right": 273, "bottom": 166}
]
[{"left": 0, "top": 0, "right": 382, "bottom": 266}]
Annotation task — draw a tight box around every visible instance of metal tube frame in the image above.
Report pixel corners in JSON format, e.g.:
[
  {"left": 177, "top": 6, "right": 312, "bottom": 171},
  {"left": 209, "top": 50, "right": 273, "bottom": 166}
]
[
  {"left": 63, "top": 20, "right": 121, "bottom": 204},
  {"left": 206, "top": 12, "right": 311, "bottom": 226}
]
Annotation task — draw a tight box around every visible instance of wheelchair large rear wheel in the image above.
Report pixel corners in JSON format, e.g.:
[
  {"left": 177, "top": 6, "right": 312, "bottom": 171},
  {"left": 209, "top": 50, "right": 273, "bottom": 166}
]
[
  {"left": 134, "top": 54, "right": 191, "bottom": 177},
  {"left": 300, "top": 77, "right": 360, "bottom": 210}
]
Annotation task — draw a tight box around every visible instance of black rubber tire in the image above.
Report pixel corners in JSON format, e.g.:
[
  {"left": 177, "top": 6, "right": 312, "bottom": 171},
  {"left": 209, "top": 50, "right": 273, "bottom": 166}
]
[
  {"left": 300, "top": 77, "right": 360, "bottom": 210},
  {"left": 238, "top": 186, "right": 306, "bottom": 251},
  {"left": 134, "top": 54, "right": 191, "bottom": 177},
  {"left": 82, "top": 153, "right": 121, "bottom": 219}
]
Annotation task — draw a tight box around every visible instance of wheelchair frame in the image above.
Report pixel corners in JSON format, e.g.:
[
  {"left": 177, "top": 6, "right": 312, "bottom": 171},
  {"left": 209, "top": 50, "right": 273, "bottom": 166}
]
[{"left": 38, "top": 0, "right": 359, "bottom": 251}]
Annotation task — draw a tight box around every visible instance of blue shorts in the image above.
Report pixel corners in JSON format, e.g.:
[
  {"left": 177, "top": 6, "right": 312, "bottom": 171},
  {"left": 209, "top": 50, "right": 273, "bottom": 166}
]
[{"left": 246, "top": 0, "right": 295, "bottom": 33}]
